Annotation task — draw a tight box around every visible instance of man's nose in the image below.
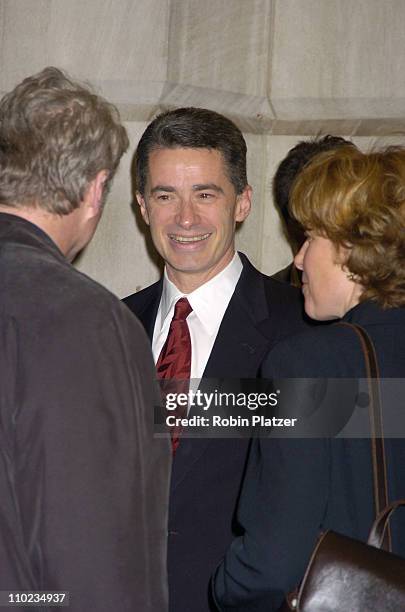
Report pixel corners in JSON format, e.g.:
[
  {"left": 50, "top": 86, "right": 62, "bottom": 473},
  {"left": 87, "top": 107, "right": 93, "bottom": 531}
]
[{"left": 175, "top": 197, "right": 200, "bottom": 228}]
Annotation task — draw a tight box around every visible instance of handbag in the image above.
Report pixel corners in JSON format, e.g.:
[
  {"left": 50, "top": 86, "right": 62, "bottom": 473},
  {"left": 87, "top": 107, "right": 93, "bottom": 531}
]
[{"left": 284, "top": 323, "right": 405, "bottom": 611}]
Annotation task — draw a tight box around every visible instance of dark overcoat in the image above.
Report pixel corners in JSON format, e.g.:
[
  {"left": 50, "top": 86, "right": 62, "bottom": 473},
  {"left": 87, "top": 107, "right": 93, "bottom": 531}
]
[
  {"left": 0, "top": 213, "right": 170, "bottom": 611},
  {"left": 213, "top": 300, "right": 405, "bottom": 611}
]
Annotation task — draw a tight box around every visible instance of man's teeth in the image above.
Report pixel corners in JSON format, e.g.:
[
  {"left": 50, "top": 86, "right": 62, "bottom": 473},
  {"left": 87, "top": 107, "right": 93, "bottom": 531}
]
[{"left": 170, "top": 233, "right": 210, "bottom": 243}]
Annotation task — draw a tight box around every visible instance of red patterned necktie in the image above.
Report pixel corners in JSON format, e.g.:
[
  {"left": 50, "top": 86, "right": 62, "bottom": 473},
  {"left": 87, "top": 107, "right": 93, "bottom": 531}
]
[{"left": 156, "top": 297, "right": 192, "bottom": 452}]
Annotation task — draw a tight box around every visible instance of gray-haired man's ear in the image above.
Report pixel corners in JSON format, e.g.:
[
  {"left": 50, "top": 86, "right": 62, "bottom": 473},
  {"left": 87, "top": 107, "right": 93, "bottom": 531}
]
[{"left": 87, "top": 169, "right": 109, "bottom": 216}]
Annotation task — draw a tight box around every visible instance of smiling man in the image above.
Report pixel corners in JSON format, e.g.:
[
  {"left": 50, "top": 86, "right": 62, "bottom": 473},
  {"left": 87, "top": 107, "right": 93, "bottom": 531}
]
[
  {"left": 138, "top": 146, "right": 251, "bottom": 294},
  {"left": 124, "top": 107, "right": 309, "bottom": 612}
]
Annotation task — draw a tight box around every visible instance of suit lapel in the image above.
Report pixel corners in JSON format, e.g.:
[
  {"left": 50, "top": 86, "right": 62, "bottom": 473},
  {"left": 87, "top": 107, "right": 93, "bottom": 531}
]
[
  {"left": 203, "top": 295, "right": 271, "bottom": 378},
  {"left": 205, "top": 254, "right": 274, "bottom": 377},
  {"left": 136, "top": 280, "right": 162, "bottom": 341}
]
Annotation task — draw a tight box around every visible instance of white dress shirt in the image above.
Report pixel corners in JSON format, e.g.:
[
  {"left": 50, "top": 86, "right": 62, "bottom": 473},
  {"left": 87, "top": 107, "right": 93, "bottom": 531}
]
[{"left": 152, "top": 253, "right": 243, "bottom": 380}]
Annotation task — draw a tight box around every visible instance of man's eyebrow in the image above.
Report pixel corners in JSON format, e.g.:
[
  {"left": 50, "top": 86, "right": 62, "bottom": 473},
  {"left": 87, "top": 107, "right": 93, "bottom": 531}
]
[
  {"left": 192, "top": 183, "right": 224, "bottom": 194},
  {"left": 150, "top": 185, "right": 176, "bottom": 194}
]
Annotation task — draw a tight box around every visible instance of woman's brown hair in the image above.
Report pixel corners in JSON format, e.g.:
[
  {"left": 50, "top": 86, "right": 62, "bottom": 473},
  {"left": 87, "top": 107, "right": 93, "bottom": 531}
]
[{"left": 290, "top": 145, "right": 405, "bottom": 308}]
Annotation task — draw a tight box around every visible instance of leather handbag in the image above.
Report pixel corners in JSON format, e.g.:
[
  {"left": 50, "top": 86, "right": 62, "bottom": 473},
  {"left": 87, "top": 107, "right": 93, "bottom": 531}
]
[
  {"left": 284, "top": 323, "right": 405, "bottom": 611},
  {"left": 286, "top": 500, "right": 405, "bottom": 611}
]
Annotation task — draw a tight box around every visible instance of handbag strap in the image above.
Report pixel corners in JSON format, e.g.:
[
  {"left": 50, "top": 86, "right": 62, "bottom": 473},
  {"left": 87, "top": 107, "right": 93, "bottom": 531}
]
[
  {"left": 368, "top": 499, "right": 405, "bottom": 548},
  {"left": 338, "top": 322, "right": 391, "bottom": 551}
]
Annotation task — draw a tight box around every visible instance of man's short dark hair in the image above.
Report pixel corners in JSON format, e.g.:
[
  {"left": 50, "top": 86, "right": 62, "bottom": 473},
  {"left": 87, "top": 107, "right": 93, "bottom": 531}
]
[
  {"left": 135, "top": 107, "right": 248, "bottom": 195},
  {"left": 273, "top": 135, "right": 355, "bottom": 252}
]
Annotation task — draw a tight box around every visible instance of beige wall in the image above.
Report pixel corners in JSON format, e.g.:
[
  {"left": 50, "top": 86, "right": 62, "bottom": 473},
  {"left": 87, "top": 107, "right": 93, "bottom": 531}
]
[{"left": 1, "top": 0, "right": 404, "bottom": 296}]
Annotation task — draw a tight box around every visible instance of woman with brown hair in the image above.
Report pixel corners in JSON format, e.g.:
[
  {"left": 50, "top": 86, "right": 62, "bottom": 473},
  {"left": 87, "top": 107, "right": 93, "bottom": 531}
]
[{"left": 213, "top": 145, "right": 405, "bottom": 611}]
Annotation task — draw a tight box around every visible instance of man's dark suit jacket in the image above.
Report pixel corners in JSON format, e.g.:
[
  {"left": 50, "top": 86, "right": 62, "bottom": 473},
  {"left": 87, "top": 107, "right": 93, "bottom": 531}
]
[
  {"left": 213, "top": 300, "right": 405, "bottom": 611},
  {"left": 271, "top": 261, "right": 301, "bottom": 287},
  {"left": 123, "top": 253, "right": 309, "bottom": 612}
]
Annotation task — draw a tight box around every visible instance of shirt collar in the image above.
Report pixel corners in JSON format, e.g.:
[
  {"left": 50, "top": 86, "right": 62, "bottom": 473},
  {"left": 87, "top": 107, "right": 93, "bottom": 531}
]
[{"left": 159, "top": 253, "right": 243, "bottom": 335}]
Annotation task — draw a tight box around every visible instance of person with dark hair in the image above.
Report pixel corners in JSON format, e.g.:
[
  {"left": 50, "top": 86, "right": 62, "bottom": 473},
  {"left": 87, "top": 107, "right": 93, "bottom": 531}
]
[
  {"left": 213, "top": 145, "right": 405, "bottom": 611},
  {"left": 123, "top": 107, "right": 310, "bottom": 612},
  {"left": 272, "top": 135, "right": 355, "bottom": 286},
  {"left": 0, "top": 67, "right": 170, "bottom": 611}
]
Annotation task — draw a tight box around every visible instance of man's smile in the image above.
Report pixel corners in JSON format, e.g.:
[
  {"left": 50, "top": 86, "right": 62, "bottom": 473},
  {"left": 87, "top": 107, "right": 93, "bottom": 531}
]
[{"left": 168, "top": 233, "right": 211, "bottom": 243}]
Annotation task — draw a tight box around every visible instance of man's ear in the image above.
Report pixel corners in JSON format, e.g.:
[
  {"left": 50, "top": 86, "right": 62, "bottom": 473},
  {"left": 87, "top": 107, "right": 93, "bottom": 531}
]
[
  {"left": 136, "top": 192, "right": 150, "bottom": 225},
  {"left": 86, "top": 169, "right": 109, "bottom": 218},
  {"left": 235, "top": 185, "right": 252, "bottom": 222}
]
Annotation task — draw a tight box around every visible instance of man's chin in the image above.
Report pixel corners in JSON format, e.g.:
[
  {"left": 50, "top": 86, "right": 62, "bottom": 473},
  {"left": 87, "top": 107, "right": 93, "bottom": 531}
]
[
  {"left": 164, "top": 250, "right": 208, "bottom": 272},
  {"left": 166, "top": 262, "right": 206, "bottom": 276}
]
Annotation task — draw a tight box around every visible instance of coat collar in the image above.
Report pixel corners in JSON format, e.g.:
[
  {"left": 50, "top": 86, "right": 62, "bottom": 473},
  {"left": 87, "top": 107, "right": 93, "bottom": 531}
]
[
  {"left": 343, "top": 300, "right": 405, "bottom": 327},
  {"left": 136, "top": 252, "right": 273, "bottom": 354}
]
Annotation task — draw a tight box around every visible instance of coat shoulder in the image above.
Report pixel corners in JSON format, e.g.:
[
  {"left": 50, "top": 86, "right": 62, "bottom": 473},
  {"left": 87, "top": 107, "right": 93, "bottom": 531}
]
[
  {"left": 239, "top": 252, "right": 304, "bottom": 311},
  {"left": 263, "top": 274, "right": 312, "bottom": 335},
  {"left": 263, "top": 275, "right": 303, "bottom": 307},
  {"left": 122, "top": 280, "right": 162, "bottom": 315},
  {"left": 262, "top": 323, "right": 365, "bottom": 378}
]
